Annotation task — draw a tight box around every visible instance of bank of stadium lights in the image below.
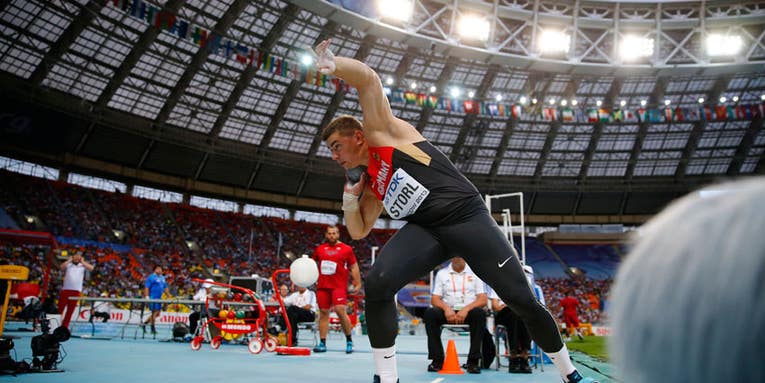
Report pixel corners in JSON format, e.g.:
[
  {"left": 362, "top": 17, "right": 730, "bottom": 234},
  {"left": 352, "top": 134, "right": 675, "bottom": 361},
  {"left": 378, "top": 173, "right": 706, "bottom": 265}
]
[
  {"left": 539, "top": 30, "right": 571, "bottom": 54},
  {"left": 619, "top": 36, "right": 654, "bottom": 61},
  {"left": 548, "top": 99, "right": 556, "bottom": 105},
  {"left": 495, "top": 94, "right": 503, "bottom": 102},
  {"left": 450, "top": 87, "right": 461, "bottom": 98},
  {"left": 429, "top": 85, "right": 437, "bottom": 93},
  {"left": 620, "top": 100, "right": 627, "bottom": 107},
  {"left": 698, "top": 97, "right": 705, "bottom": 104},
  {"left": 410, "top": 82, "right": 417, "bottom": 90},
  {"left": 560, "top": 99, "right": 567, "bottom": 107},
  {"left": 300, "top": 54, "right": 313, "bottom": 66},
  {"left": 761, "top": 94, "right": 765, "bottom": 101},
  {"left": 532, "top": 98, "right": 538, "bottom": 104},
  {"left": 596, "top": 100, "right": 602, "bottom": 107},
  {"left": 468, "top": 91, "right": 475, "bottom": 98},
  {"left": 571, "top": 99, "right": 578, "bottom": 106},
  {"left": 720, "top": 96, "right": 727, "bottom": 103},
  {"left": 640, "top": 100, "right": 647, "bottom": 106},
  {"left": 706, "top": 34, "right": 743, "bottom": 56},
  {"left": 385, "top": 76, "right": 394, "bottom": 86},
  {"left": 664, "top": 99, "right": 671, "bottom": 106},
  {"left": 519, "top": 96, "right": 527, "bottom": 105},
  {"left": 457, "top": 14, "right": 491, "bottom": 41},
  {"left": 377, "top": 0, "right": 413, "bottom": 22},
  {"left": 732, "top": 96, "right": 739, "bottom": 102}
]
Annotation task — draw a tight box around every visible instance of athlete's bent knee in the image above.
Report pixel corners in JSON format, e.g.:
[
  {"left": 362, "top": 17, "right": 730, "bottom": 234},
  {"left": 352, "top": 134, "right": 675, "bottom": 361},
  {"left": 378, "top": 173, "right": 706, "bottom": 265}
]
[{"left": 365, "top": 267, "right": 396, "bottom": 301}]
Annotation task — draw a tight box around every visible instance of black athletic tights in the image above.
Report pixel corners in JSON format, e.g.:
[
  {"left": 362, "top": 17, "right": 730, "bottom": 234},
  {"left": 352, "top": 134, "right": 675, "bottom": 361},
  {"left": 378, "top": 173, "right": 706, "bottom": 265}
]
[{"left": 364, "top": 204, "right": 564, "bottom": 353}]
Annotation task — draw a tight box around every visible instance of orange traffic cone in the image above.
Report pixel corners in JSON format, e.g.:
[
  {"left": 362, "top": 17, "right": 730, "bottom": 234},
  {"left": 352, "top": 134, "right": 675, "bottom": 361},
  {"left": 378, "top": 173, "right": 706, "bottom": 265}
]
[{"left": 438, "top": 339, "right": 464, "bottom": 374}]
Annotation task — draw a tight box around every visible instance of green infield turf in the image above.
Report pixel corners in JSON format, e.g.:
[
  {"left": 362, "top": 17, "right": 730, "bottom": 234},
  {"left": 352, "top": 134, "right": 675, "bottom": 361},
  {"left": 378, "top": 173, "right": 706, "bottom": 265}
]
[{"left": 566, "top": 335, "right": 609, "bottom": 361}]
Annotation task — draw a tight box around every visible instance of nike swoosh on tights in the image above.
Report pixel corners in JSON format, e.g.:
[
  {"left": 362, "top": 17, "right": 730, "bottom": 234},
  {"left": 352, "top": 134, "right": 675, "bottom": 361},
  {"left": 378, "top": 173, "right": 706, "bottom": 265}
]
[
  {"left": 384, "top": 354, "right": 395, "bottom": 359},
  {"left": 498, "top": 257, "right": 512, "bottom": 268}
]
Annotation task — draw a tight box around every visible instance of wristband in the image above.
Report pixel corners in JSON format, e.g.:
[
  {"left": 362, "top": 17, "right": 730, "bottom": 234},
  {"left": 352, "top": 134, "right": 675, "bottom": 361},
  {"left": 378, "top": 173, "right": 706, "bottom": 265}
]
[{"left": 342, "top": 192, "right": 359, "bottom": 212}]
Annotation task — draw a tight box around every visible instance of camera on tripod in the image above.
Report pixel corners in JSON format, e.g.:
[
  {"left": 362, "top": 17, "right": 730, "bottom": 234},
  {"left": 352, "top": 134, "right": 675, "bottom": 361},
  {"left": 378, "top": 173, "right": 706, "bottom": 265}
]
[{"left": 20, "top": 296, "right": 70, "bottom": 371}]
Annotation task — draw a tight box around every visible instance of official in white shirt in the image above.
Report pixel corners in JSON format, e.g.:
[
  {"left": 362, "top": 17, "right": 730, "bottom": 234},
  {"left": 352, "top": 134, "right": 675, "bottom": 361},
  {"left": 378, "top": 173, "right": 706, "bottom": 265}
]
[
  {"left": 424, "top": 257, "right": 487, "bottom": 374},
  {"left": 282, "top": 285, "right": 318, "bottom": 347}
]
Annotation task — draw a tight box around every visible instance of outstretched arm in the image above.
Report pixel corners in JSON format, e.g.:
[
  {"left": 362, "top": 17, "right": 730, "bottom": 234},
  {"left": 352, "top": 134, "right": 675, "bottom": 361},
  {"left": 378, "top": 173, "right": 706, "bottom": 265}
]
[{"left": 313, "top": 39, "right": 397, "bottom": 136}]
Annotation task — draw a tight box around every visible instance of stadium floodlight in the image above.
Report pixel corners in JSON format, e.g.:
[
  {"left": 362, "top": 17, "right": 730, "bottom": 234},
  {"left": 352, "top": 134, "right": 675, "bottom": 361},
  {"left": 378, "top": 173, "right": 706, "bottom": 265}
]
[
  {"left": 761, "top": 94, "right": 765, "bottom": 101},
  {"left": 620, "top": 35, "right": 654, "bottom": 61},
  {"left": 706, "top": 34, "right": 743, "bottom": 56},
  {"left": 640, "top": 99, "right": 647, "bottom": 106},
  {"left": 732, "top": 96, "right": 739, "bottom": 102},
  {"left": 571, "top": 99, "right": 578, "bottom": 106},
  {"left": 596, "top": 100, "right": 602, "bottom": 107},
  {"left": 385, "top": 76, "right": 394, "bottom": 85},
  {"left": 520, "top": 96, "right": 527, "bottom": 104},
  {"left": 410, "top": 82, "right": 417, "bottom": 90},
  {"left": 620, "top": 100, "right": 627, "bottom": 107},
  {"left": 457, "top": 14, "right": 491, "bottom": 41},
  {"left": 560, "top": 99, "right": 568, "bottom": 106},
  {"left": 468, "top": 91, "right": 475, "bottom": 98},
  {"left": 495, "top": 94, "right": 503, "bottom": 102},
  {"left": 720, "top": 96, "right": 727, "bottom": 103},
  {"left": 539, "top": 30, "right": 571, "bottom": 54},
  {"left": 698, "top": 97, "right": 705, "bottom": 104},
  {"left": 532, "top": 98, "right": 538, "bottom": 104},
  {"left": 450, "top": 87, "right": 461, "bottom": 98},
  {"left": 429, "top": 85, "right": 437, "bottom": 93},
  {"left": 377, "top": 0, "right": 414, "bottom": 22},
  {"left": 664, "top": 99, "right": 671, "bottom": 106},
  {"left": 301, "top": 54, "right": 313, "bottom": 66}
]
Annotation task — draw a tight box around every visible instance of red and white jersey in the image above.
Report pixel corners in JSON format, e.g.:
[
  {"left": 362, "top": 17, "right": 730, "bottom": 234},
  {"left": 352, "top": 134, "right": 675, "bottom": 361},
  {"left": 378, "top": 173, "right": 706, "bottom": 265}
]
[{"left": 313, "top": 242, "right": 357, "bottom": 289}]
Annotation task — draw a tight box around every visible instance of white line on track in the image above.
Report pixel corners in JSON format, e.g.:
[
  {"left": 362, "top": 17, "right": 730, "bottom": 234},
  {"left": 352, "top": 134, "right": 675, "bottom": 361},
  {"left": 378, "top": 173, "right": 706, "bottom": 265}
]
[{"left": 430, "top": 378, "right": 445, "bottom": 383}]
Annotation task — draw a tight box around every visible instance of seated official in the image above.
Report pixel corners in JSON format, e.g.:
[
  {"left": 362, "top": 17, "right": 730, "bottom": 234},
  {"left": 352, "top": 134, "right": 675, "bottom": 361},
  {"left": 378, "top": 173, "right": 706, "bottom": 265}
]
[
  {"left": 424, "top": 257, "right": 487, "bottom": 374},
  {"left": 188, "top": 279, "right": 217, "bottom": 336},
  {"left": 89, "top": 292, "right": 112, "bottom": 323},
  {"left": 279, "top": 285, "right": 318, "bottom": 347}
]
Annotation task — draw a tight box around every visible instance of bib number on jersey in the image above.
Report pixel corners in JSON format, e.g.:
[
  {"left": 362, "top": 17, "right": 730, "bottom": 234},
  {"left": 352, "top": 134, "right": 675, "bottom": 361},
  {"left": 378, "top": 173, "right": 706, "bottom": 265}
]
[
  {"left": 320, "top": 260, "right": 337, "bottom": 275},
  {"left": 382, "top": 168, "right": 430, "bottom": 219}
]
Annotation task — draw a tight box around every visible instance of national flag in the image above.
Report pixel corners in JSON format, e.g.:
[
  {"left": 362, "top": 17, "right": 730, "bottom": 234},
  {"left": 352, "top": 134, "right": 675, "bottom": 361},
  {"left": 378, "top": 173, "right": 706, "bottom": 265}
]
[
  {"left": 543, "top": 107, "right": 558, "bottom": 121},
  {"left": 674, "top": 107, "right": 684, "bottom": 122},
  {"left": 637, "top": 108, "right": 647, "bottom": 123},
  {"left": 647, "top": 108, "right": 662, "bottom": 122},
  {"left": 511, "top": 105, "right": 522, "bottom": 118},
  {"left": 562, "top": 108, "right": 574, "bottom": 122},
  {"left": 403, "top": 91, "right": 417, "bottom": 104},
  {"left": 735, "top": 105, "right": 746, "bottom": 119},
  {"left": 463, "top": 100, "right": 477, "bottom": 114},
  {"left": 663, "top": 108, "right": 673, "bottom": 122},
  {"left": 715, "top": 105, "right": 727, "bottom": 120},
  {"left": 587, "top": 109, "right": 598, "bottom": 123},
  {"left": 392, "top": 89, "right": 405, "bottom": 103},
  {"left": 427, "top": 95, "right": 438, "bottom": 108},
  {"left": 498, "top": 104, "right": 506, "bottom": 117},
  {"left": 612, "top": 109, "right": 623, "bottom": 122},
  {"left": 726, "top": 106, "right": 736, "bottom": 120},
  {"left": 598, "top": 109, "right": 610, "bottom": 122},
  {"left": 416, "top": 93, "right": 426, "bottom": 107},
  {"left": 487, "top": 103, "right": 499, "bottom": 116}
]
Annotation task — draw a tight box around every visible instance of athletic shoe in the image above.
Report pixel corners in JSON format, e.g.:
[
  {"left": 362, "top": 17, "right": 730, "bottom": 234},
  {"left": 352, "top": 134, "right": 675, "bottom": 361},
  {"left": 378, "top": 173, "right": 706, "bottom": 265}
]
[
  {"left": 313, "top": 342, "right": 327, "bottom": 353},
  {"left": 346, "top": 340, "right": 353, "bottom": 354},
  {"left": 577, "top": 333, "right": 584, "bottom": 340},
  {"left": 566, "top": 370, "right": 599, "bottom": 383},
  {"left": 372, "top": 375, "right": 399, "bottom": 383},
  {"left": 427, "top": 360, "right": 443, "bottom": 372},
  {"left": 518, "top": 357, "right": 532, "bottom": 374},
  {"left": 464, "top": 360, "right": 481, "bottom": 374}
]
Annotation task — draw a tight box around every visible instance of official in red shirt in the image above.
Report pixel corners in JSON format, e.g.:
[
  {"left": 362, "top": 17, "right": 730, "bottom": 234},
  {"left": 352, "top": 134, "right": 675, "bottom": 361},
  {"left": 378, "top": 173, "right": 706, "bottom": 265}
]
[{"left": 312, "top": 225, "right": 361, "bottom": 353}]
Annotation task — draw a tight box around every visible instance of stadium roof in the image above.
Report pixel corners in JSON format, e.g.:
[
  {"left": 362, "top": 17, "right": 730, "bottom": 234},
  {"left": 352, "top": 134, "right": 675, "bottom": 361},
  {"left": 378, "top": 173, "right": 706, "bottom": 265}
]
[{"left": 0, "top": 0, "right": 763, "bottom": 218}]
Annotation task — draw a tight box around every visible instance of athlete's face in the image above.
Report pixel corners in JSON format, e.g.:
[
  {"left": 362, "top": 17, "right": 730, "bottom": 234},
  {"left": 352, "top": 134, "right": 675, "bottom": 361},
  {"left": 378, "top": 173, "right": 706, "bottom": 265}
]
[
  {"left": 325, "top": 130, "right": 367, "bottom": 169},
  {"left": 325, "top": 227, "right": 340, "bottom": 244}
]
